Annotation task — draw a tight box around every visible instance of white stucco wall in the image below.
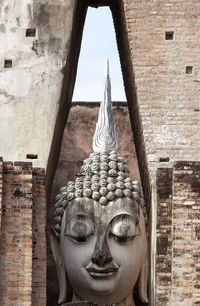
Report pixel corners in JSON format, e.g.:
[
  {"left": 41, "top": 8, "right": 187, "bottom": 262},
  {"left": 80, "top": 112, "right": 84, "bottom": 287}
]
[{"left": 0, "top": 0, "right": 76, "bottom": 167}]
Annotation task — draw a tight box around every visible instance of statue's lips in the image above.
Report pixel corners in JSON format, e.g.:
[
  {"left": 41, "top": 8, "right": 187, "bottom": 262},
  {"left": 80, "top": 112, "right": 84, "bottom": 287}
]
[{"left": 85, "top": 263, "right": 119, "bottom": 278}]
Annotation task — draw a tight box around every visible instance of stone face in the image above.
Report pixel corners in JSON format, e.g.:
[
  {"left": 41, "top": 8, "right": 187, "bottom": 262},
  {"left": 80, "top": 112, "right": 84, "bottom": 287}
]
[
  {"left": 52, "top": 172, "right": 147, "bottom": 306},
  {"left": 0, "top": 159, "right": 46, "bottom": 306},
  {"left": 156, "top": 162, "right": 200, "bottom": 306}
]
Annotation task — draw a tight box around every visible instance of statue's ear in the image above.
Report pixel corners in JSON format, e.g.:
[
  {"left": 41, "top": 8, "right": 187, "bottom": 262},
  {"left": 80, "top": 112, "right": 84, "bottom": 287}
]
[
  {"left": 50, "top": 228, "right": 67, "bottom": 304},
  {"left": 138, "top": 253, "right": 149, "bottom": 303}
]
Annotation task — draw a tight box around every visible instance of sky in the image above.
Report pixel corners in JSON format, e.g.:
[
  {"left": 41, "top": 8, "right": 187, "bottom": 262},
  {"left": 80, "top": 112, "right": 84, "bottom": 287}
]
[{"left": 72, "top": 7, "right": 126, "bottom": 102}]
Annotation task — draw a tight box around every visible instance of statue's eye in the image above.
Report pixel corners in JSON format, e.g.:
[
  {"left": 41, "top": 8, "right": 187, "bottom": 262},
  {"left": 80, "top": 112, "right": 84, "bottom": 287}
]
[
  {"left": 65, "top": 215, "right": 94, "bottom": 243},
  {"left": 110, "top": 214, "right": 139, "bottom": 243}
]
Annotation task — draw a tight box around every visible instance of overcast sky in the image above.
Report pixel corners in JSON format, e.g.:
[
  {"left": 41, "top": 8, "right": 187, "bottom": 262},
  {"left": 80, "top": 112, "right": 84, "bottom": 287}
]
[{"left": 72, "top": 7, "right": 126, "bottom": 102}]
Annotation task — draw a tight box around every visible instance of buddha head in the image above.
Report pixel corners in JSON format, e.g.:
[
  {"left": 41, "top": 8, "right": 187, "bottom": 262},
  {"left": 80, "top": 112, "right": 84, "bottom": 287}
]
[
  {"left": 51, "top": 151, "right": 148, "bottom": 306},
  {"left": 50, "top": 62, "right": 148, "bottom": 306}
]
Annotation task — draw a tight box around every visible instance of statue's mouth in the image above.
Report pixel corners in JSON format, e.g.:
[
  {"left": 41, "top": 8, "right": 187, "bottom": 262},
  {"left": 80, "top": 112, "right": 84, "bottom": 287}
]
[{"left": 85, "top": 262, "right": 119, "bottom": 279}]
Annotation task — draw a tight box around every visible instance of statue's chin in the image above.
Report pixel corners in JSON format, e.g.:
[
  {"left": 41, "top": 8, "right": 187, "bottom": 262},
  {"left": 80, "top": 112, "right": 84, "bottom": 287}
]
[
  {"left": 73, "top": 292, "right": 118, "bottom": 305},
  {"left": 68, "top": 270, "right": 120, "bottom": 302},
  {"left": 72, "top": 290, "right": 135, "bottom": 306}
]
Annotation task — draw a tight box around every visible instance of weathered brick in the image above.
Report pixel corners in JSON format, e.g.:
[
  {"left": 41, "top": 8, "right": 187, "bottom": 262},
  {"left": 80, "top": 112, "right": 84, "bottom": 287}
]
[
  {"left": 156, "top": 162, "right": 200, "bottom": 305},
  {"left": 0, "top": 161, "right": 46, "bottom": 306}
]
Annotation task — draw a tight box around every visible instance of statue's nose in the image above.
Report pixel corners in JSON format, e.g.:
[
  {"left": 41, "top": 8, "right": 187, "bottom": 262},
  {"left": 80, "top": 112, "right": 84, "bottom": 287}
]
[{"left": 91, "top": 235, "right": 113, "bottom": 267}]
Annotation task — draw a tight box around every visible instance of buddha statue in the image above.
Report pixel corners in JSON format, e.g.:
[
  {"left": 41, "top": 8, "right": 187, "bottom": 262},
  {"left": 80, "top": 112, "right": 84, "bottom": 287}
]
[{"left": 50, "top": 62, "right": 148, "bottom": 306}]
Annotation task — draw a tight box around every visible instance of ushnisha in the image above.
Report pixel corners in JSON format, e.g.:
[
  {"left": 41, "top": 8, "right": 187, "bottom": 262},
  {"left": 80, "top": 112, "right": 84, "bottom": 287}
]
[{"left": 54, "top": 150, "right": 147, "bottom": 239}]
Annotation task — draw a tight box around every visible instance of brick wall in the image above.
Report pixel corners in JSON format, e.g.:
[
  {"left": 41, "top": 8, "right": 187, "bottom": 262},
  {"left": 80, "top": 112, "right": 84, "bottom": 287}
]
[
  {"left": 0, "top": 160, "right": 46, "bottom": 306},
  {"left": 156, "top": 162, "right": 200, "bottom": 305},
  {"left": 32, "top": 168, "right": 46, "bottom": 306},
  {"left": 0, "top": 157, "right": 3, "bottom": 232},
  {"left": 122, "top": 0, "right": 200, "bottom": 172}
]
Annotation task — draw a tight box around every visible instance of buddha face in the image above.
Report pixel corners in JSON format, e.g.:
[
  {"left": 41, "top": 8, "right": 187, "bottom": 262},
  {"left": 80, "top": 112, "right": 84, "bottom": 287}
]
[{"left": 59, "top": 197, "right": 147, "bottom": 305}]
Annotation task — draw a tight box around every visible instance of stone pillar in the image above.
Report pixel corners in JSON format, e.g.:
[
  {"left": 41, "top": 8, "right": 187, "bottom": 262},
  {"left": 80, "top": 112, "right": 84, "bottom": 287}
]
[
  {"left": 0, "top": 162, "right": 33, "bottom": 305},
  {"left": 0, "top": 157, "right": 3, "bottom": 232},
  {"left": 32, "top": 168, "right": 46, "bottom": 306},
  {"left": 0, "top": 160, "right": 46, "bottom": 306},
  {"left": 156, "top": 161, "right": 200, "bottom": 306},
  {"left": 156, "top": 167, "right": 173, "bottom": 304}
]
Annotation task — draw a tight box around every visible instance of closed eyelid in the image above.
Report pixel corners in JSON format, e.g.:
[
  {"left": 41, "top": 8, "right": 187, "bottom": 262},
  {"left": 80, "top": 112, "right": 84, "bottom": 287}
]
[
  {"left": 108, "top": 213, "right": 140, "bottom": 238},
  {"left": 65, "top": 212, "right": 94, "bottom": 225},
  {"left": 64, "top": 214, "right": 95, "bottom": 237},
  {"left": 108, "top": 212, "right": 137, "bottom": 225}
]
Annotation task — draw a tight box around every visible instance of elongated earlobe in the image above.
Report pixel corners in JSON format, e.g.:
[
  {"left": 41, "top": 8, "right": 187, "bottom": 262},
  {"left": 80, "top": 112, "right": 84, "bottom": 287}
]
[
  {"left": 50, "top": 228, "right": 67, "bottom": 304},
  {"left": 138, "top": 255, "right": 149, "bottom": 303}
]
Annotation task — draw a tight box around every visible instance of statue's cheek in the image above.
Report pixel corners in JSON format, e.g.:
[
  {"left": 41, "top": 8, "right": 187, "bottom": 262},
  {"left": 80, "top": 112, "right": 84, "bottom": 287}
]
[
  {"left": 108, "top": 237, "right": 143, "bottom": 267},
  {"left": 61, "top": 235, "right": 97, "bottom": 267}
]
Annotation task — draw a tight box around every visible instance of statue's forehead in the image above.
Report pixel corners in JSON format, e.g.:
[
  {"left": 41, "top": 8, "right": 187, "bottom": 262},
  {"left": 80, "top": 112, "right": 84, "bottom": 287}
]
[{"left": 65, "top": 197, "right": 138, "bottom": 224}]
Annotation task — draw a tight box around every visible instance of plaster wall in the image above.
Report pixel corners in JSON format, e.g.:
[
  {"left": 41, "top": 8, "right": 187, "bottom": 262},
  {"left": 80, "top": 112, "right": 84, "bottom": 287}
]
[{"left": 0, "top": 0, "right": 77, "bottom": 168}]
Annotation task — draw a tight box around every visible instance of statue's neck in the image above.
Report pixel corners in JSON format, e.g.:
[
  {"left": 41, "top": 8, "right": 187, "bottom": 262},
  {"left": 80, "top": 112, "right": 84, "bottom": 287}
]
[
  {"left": 72, "top": 292, "right": 135, "bottom": 306},
  {"left": 116, "top": 292, "right": 135, "bottom": 306}
]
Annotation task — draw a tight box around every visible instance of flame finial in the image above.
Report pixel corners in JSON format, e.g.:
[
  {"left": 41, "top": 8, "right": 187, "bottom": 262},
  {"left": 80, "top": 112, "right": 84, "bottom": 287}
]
[{"left": 92, "top": 60, "right": 118, "bottom": 152}]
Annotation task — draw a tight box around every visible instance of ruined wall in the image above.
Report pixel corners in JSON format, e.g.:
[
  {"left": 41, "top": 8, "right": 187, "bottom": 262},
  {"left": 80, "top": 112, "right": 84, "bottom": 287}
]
[
  {"left": 156, "top": 162, "right": 200, "bottom": 306},
  {"left": 0, "top": 162, "right": 33, "bottom": 305},
  {"left": 1, "top": 0, "right": 199, "bottom": 180},
  {"left": 0, "top": 158, "right": 3, "bottom": 231},
  {"left": 1, "top": 0, "right": 200, "bottom": 175},
  {"left": 32, "top": 168, "right": 46, "bottom": 306},
  {"left": 0, "top": 160, "right": 46, "bottom": 306}
]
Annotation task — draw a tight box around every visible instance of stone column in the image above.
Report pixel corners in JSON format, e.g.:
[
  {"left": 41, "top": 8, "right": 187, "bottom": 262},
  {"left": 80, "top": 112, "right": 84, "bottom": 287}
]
[
  {"left": 0, "top": 157, "right": 3, "bottom": 233},
  {"left": 156, "top": 161, "right": 200, "bottom": 306},
  {"left": 0, "top": 161, "right": 46, "bottom": 306}
]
